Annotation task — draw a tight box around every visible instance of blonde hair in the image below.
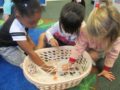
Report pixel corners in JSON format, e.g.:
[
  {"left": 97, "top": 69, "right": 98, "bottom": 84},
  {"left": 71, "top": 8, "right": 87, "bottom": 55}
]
[{"left": 87, "top": 1, "right": 120, "bottom": 48}]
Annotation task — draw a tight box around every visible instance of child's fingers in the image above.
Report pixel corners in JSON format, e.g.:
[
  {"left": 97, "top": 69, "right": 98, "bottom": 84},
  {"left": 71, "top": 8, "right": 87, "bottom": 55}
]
[
  {"left": 97, "top": 72, "right": 103, "bottom": 76},
  {"left": 50, "top": 39, "right": 59, "bottom": 47},
  {"left": 108, "top": 72, "right": 115, "bottom": 79},
  {"left": 98, "top": 70, "right": 115, "bottom": 81},
  {"left": 54, "top": 41, "right": 59, "bottom": 46},
  {"left": 42, "top": 66, "right": 56, "bottom": 74},
  {"left": 51, "top": 41, "right": 59, "bottom": 47},
  {"left": 109, "top": 74, "right": 115, "bottom": 80},
  {"left": 48, "top": 68, "right": 57, "bottom": 74},
  {"left": 104, "top": 73, "right": 115, "bottom": 81},
  {"left": 107, "top": 75, "right": 115, "bottom": 81}
]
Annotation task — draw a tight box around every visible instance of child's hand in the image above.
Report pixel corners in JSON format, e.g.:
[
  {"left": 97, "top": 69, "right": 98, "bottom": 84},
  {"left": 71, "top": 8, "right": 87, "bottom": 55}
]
[
  {"left": 98, "top": 70, "right": 115, "bottom": 81},
  {"left": 41, "top": 64, "right": 56, "bottom": 74},
  {"left": 62, "top": 62, "right": 73, "bottom": 72},
  {"left": 49, "top": 38, "right": 59, "bottom": 47}
]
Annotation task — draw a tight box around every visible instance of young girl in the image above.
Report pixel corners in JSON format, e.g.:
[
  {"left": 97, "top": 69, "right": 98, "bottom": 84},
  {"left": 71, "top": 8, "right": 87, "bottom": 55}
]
[
  {"left": 37, "top": 1, "right": 85, "bottom": 48},
  {"left": 67, "top": 1, "right": 120, "bottom": 81},
  {"left": 0, "top": 0, "right": 54, "bottom": 72}
]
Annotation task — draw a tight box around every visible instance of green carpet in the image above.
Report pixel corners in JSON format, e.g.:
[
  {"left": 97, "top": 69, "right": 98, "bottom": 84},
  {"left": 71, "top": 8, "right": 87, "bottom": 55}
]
[
  {"left": 0, "top": 19, "right": 56, "bottom": 29},
  {"left": 69, "top": 74, "right": 96, "bottom": 90}
]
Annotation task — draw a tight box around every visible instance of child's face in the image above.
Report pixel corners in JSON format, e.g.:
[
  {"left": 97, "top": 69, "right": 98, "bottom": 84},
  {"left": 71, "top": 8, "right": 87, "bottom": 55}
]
[{"left": 20, "top": 11, "right": 41, "bottom": 28}]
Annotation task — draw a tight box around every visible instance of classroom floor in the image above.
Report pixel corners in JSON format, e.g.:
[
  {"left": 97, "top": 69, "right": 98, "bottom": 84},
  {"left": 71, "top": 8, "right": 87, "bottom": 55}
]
[{"left": 41, "top": 0, "right": 93, "bottom": 20}]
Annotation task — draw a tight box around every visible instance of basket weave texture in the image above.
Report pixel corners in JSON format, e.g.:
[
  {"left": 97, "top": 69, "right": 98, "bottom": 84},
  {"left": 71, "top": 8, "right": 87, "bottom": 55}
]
[{"left": 23, "top": 46, "right": 92, "bottom": 90}]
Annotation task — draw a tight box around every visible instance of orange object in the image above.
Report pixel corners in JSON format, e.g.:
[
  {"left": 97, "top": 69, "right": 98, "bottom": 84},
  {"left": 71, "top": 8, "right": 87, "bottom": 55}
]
[{"left": 53, "top": 75, "right": 58, "bottom": 80}]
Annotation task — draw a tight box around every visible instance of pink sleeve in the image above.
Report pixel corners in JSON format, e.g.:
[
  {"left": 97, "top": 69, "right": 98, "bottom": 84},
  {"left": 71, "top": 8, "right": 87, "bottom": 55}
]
[
  {"left": 70, "top": 30, "right": 88, "bottom": 60},
  {"left": 104, "top": 38, "right": 120, "bottom": 68}
]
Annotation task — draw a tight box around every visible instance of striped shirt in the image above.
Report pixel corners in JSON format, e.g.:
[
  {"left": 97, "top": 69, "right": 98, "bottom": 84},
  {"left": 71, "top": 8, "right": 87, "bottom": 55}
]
[{"left": 0, "top": 15, "right": 28, "bottom": 47}]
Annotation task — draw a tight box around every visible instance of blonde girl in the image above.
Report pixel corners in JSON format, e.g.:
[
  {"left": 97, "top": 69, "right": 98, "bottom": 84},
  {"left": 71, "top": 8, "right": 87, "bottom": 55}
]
[{"left": 68, "top": 1, "right": 120, "bottom": 81}]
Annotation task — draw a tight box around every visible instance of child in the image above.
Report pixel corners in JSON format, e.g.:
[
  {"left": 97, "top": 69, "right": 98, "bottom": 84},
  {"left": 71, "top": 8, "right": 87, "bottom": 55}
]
[
  {"left": 67, "top": 1, "right": 120, "bottom": 81},
  {"left": 0, "top": 0, "right": 54, "bottom": 72},
  {"left": 37, "top": 2, "right": 85, "bottom": 48}
]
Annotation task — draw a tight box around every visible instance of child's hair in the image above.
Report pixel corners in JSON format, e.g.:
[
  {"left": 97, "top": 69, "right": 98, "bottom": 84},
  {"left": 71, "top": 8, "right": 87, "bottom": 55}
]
[
  {"left": 12, "top": 0, "right": 43, "bottom": 17},
  {"left": 71, "top": 0, "right": 85, "bottom": 7},
  {"left": 87, "top": 1, "right": 120, "bottom": 47},
  {"left": 59, "top": 2, "right": 85, "bottom": 35}
]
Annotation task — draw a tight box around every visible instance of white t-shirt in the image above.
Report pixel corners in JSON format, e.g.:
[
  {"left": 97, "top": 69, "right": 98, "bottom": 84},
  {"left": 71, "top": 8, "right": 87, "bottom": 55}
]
[{"left": 10, "top": 19, "right": 27, "bottom": 41}]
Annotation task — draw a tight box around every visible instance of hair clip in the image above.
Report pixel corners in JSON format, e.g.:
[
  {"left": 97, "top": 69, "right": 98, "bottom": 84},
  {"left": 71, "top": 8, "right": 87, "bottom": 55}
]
[
  {"left": 76, "top": 0, "right": 81, "bottom": 2},
  {"left": 95, "top": 2, "right": 100, "bottom": 8},
  {"left": 24, "top": 3, "right": 28, "bottom": 7}
]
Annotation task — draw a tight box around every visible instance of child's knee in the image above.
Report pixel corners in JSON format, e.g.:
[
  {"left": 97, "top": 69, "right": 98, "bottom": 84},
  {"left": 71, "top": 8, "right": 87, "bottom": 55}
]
[
  {"left": 88, "top": 49, "right": 99, "bottom": 61},
  {"left": 39, "top": 33, "right": 46, "bottom": 39}
]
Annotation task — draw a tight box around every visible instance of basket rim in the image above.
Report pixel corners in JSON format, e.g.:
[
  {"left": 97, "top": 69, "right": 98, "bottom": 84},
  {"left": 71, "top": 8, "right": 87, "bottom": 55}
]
[{"left": 23, "top": 46, "right": 92, "bottom": 85}]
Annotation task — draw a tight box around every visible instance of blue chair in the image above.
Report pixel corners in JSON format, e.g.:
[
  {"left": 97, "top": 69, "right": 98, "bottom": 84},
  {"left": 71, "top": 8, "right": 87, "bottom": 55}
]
[{"left": 39, "top": 0, "right": 46, "bottom": 6}]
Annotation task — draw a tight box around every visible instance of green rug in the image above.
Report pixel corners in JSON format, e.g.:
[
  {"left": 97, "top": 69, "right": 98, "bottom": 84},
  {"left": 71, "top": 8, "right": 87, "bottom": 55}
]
[
  {"left": 0, "top": 19, "right": 56, "bottom": 30},
  {"left": 69, "top": 74, "right": 96, "bottom": 90},
  {"left": 37, "top": 18, "right": 56, "bottom": 29}
]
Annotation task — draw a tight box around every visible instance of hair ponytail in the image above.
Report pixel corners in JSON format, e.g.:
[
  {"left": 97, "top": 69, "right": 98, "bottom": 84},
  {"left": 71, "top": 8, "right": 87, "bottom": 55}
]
[
  {"left": 87, "top": 0, "right": 120, "bottom": 50},
  {"left": 71, "top": 0, "right": 85, "bottom": 7}
]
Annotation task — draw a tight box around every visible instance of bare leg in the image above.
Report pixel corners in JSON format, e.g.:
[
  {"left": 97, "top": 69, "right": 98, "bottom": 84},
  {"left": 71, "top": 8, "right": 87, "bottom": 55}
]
[
  {"left": 36, "top": 33, "right": 46, "bottom": 49},
  {"left": 88, "top": 49, "right": 100, "bottom": 73},
  {"left": 87, "top": 48, "right": 99, "bottom": 62},
  {"left": 89, "top": 50, "right": 99, "bottom": 62}
]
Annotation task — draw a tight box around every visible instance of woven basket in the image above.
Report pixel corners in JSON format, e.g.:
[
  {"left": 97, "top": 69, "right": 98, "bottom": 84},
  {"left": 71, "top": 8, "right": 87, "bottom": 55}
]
[{"left": 23, "top": 46, "right": 92, "bottom": 90}]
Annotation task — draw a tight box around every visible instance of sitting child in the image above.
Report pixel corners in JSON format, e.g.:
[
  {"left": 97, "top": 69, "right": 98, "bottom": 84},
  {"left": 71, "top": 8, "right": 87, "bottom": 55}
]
[
  {"left": 0, "top": 0, "right": 54, "bottom": 72},
  {"left": 37, "top": 1, "right": 86, "bottom": 48}
]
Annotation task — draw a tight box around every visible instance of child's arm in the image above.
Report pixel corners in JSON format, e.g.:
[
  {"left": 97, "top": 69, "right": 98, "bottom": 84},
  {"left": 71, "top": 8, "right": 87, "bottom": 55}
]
[
  {"left": 62, "top": 33, "right": 88, "bottom": 71},
  {"left": 46, "top": 22, "right": 59, "bottom": 41},
  {"left": 98, "top": 38, "right": 120, "bottom": 81},
  {"left": 17, "top": 39, "right": 55, "bottom": 72},
  {"left": 69, "top": 26, "right": 88, "bottom": 64},
  {"left": 61, "top": 27, "right": 88, "bottom": 71},
  {"left": 17, "top": 40, "right": 45, "bottom": 65},
  {"left": 27, "top": 36, "right": 36, "bottom": 50},
  {"left": 46, "top": 22, "right": 60, "bottom": 46}
]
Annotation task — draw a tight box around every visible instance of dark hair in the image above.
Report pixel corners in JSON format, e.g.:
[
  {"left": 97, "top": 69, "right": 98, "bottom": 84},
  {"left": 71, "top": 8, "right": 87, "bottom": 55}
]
[
  {"left": 12, "top": 0, "right": 42, "bottom": 17},
  {"left": 72, "top": 0, "right": 85, "bottom": 7},
  {"left": 59, "top": 2, "right": 85, "bottom": 35}
]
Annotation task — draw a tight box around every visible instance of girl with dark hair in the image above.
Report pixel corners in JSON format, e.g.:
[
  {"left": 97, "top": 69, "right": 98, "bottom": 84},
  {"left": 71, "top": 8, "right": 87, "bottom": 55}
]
[
  {"left": 37, "top": 2, "right": 85, "bottom": 48},
  {"left": 0, "top": 0, "right": 54, "bottom": 72}
]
